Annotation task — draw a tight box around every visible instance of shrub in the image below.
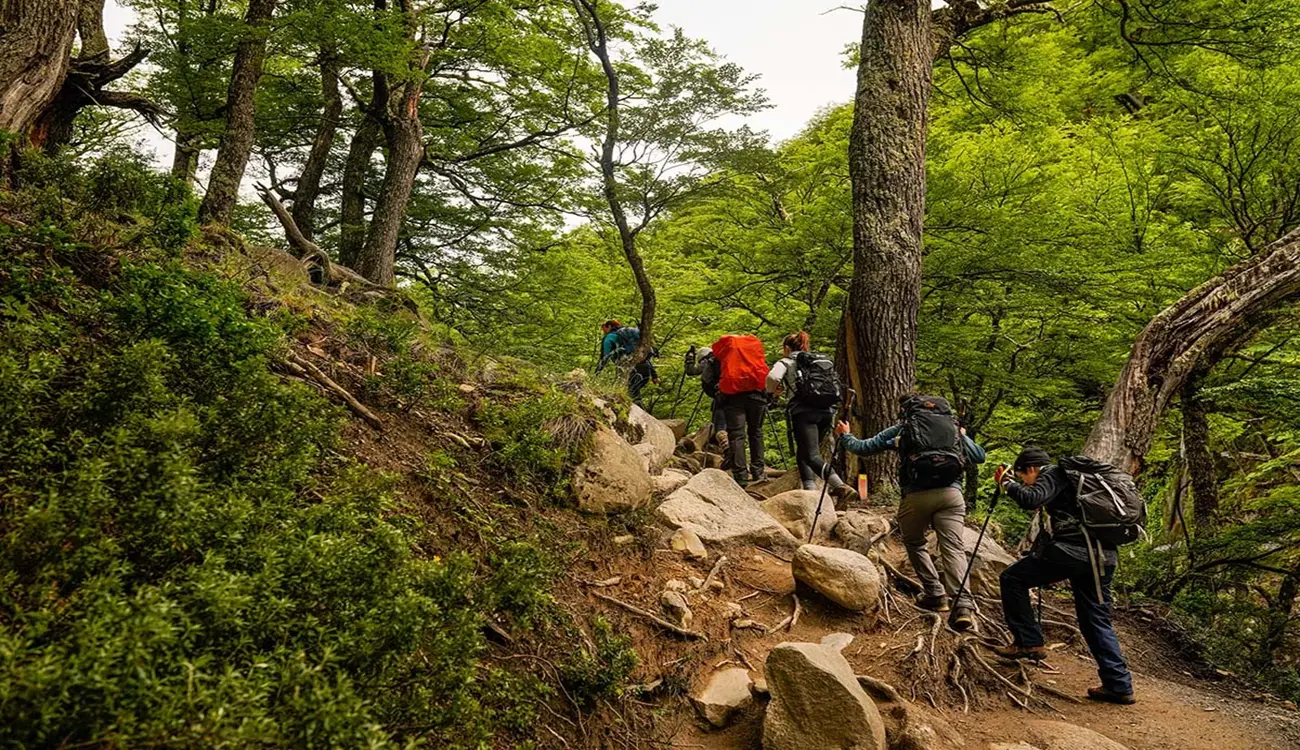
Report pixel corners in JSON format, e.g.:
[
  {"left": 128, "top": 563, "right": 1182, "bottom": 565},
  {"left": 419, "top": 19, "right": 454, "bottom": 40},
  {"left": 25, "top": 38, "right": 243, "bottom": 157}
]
[
  {"left": 558, "top": 617, "right": 639, "bottom": 709},
  {"left": 475, "top": 390, "right": 594, "bottom": 499}
]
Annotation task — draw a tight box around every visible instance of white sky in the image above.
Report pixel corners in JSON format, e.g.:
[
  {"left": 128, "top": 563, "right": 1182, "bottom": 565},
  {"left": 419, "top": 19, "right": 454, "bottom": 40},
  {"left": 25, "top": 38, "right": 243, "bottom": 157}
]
[{"left": 102, "top": 0, "right": 860, "bottom": 163}]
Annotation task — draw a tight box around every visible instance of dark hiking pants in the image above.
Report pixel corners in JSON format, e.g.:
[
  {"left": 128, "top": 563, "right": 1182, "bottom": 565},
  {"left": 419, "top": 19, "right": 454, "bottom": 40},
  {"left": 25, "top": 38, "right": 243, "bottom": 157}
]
[
  {"left": 1000, "top": 544, "right": 1134, "bottom": 695},
  {"left": 721, "top": 391, "right": 766, "bottom": 481},
  {"left": 791, "top": 408, "right": 844, "bottom": 490}
]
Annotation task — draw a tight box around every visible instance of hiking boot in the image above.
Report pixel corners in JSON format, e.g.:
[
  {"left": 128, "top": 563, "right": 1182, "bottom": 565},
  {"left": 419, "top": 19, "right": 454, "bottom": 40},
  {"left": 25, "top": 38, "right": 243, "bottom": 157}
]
[
  {"left": 731, "top": 471, "right": 749, "bottom": 488},
  {"left": 1087, "top": 686, "right": 1137, "bottom": 705},
  {"left": 831, "top": 484, "right": 860, "bottom": 509},
  {"left": 988, "top": 643, "right": 1048, "bottom": 662},
  {"left": 950, "top": 609, "right": 976, "bottom": 632},
  {"left": 916, "top": 594, "right": 950, "bottom": 613}
]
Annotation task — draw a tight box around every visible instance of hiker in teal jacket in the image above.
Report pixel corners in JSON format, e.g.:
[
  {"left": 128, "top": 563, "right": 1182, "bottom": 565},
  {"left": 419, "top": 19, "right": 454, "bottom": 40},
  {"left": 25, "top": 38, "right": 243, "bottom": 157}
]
[
  {"left": 835, "top": 402, "right": 986, "bottom": 629},
  {"left": 596, "top": 320, "right": 658, "bottom": 399}
]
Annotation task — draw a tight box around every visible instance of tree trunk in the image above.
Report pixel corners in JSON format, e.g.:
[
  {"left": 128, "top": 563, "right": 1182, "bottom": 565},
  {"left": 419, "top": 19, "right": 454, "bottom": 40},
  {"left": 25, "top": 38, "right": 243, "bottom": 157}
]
[
  {"left": 338, "top": 114, "right": 381, "bottom": 269},
  {"left": 845, "top": 0, "right": 932, "bottom": 495},
  {"left": 76, "top": 0, "right": 110, "bottom": 62},
  {"left": 198, "top": 0, "right": 279, "bottom": 225},
  {"left": 574, "top": 0, "right": 657, "bottom": 363},
  {"left": 171, "top": 129, "right": 200, "bottom": 185},
  {"left": 1181, "top": 373, "right": 1219, "bottom": 532},
  {"left": 1260, "top": 560, "right": 1300, "bottom": 668},
  {"left": 1085, "top": 227, "right": 1300, "bottom": 473},
  {"left": 355, "top": 99, "right": 423, "bottom": 285},
  {"left": 290, "top": 52, "right": 342, "bottom": 242},
  {"left": 0, "top": 0, "right": 79, "bottom": 141}
]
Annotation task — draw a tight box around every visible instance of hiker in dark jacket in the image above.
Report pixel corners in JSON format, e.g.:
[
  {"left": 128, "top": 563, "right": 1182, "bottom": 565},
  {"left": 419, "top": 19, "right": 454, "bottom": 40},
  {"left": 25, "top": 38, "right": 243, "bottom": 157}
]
[
  {"left": 834, "top": 397, "right": 986, "bottom": 630},
  {"left": 767, "top": 331, "right": 857, "bottom": 505},
  {"left": 992, "top": 447, "right": 1135, "bottom": 705},
  {"left": 684, "top": 344, "right": 727, "bottom": 449},
  {"left": 596, "top": 320, "right": 658, "bottom": 399}
]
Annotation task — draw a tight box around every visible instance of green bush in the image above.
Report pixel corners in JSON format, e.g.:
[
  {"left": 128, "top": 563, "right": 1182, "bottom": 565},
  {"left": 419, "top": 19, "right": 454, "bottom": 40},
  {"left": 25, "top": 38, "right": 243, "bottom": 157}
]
[
  {"left": 475, "top": 390, "right": 593, "bottom": 499},
  {"left": 0, "top": 238, "right": 527, "bottom": 747},
  {"left": 558, "top": 617, "right": 639, "bottom": 709}
]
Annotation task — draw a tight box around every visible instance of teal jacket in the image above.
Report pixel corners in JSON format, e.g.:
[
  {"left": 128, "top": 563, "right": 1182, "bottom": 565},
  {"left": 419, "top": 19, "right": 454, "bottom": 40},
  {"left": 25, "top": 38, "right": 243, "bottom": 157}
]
[{"left": 838, "top": 424, "right": 986, "bottom": 494}]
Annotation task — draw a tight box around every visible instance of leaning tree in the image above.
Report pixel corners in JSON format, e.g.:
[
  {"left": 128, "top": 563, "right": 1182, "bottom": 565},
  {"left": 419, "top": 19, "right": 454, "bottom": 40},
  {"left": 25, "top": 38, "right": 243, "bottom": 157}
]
[{"left": 0, "top": 0, "right": 159, "bottom": 158}]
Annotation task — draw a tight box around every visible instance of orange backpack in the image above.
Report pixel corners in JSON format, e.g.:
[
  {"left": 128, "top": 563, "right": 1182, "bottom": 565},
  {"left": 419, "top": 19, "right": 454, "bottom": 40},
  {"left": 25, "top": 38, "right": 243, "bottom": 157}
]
[{"left": 711, "top": 335, "right": 769, "bottom": 395}]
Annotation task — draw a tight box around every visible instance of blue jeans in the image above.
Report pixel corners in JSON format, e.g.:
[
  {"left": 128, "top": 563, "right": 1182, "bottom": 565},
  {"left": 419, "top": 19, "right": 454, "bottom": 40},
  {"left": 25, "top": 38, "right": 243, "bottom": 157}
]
[{"left": 1000, "top": 544, "right": 1133, "bottom": 695}]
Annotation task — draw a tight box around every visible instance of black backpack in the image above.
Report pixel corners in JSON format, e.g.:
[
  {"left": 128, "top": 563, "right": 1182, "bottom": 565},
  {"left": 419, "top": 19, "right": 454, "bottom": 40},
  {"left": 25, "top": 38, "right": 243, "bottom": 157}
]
[
  {"left": 898, "top": 395, "right": 965, "bottom": 490},
  {"left": 699, "top": 353, "right": 720, "bottom": 398},
  {"left": 792, "top": 351, "right": 841, "bottom": 409},
  {"left": 1058, "top": 456, "right": 1146, "bottom": 547}
]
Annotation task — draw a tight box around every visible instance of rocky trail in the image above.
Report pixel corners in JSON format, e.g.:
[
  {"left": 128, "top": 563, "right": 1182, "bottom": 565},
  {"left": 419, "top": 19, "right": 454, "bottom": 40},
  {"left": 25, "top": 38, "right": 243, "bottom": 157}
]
[{"left": 575, "top": 402, "right": 1300, "bottom": 749}]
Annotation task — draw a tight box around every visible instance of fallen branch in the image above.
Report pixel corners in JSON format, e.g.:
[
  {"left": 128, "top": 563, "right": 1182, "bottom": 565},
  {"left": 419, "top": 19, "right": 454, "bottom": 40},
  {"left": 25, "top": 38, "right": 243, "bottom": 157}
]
[
  {"left": 696, "top": 555, "right": 727, "bottom": 593},
  {"left": 592, "top": 592, "right": 705, "bottom": 640},
  {"left": 767, "top": 593, "right": 802, "bottom": 634},
  {"left": 284, "top": 353, "right": 382, "bottom": 429},
  {"left": 881, "top": 559, "right": 923, "bottom": 593}
]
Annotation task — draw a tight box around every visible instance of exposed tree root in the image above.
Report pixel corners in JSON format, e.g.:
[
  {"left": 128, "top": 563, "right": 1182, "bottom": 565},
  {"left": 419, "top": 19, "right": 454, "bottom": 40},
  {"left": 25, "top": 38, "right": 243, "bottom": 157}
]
[{"left": 591, "top": 592, "right": 706, "bottom": 640}]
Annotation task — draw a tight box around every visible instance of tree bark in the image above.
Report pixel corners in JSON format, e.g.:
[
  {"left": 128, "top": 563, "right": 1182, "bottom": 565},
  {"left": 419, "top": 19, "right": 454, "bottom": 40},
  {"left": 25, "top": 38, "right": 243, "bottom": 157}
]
[
  {"left": 573, "top": 0, "right": 657, "bottom": 363},
  {"left": 198, "top": 0, "right": 279, "bottom": 225},
  {"left": 171, "top": 129, "right": 200, "bottom": 185},
  {"left": 0, "top": 0, "right": 79, "bottom": 141},
  {"left": 338, "top": 114, "right": 381, "bottom": 269},
  {"left": 76, "top": 0, "right": 110, "bottom": 62},
  {"left": 1085, "top": 227, "right": 1300, "bottom": 473},
  {"left": 1181, "top": 372, "right": 1219, "bottom": 532},
  {"left": 355, "top": 89, "right": 423, "bottom": 285},
  {"left": 290, "top": 52, "right": 342, "bottom": 241},
  {"left": 845, "top": 0, "right": 932, "bottom": 495}
]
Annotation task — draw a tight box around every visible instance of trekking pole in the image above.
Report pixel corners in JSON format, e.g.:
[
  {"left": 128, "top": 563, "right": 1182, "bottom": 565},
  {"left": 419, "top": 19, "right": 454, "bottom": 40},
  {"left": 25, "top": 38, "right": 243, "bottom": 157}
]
[
  {"left": 949, "top": 471, "right": 1004, "bottom": 625},
  {"left": 685, "top": 388, "right": 706, "bottom": 433},
  {"left": 808, "top": 389, "right": 857, "bottom": 544},
  {"left": 768, "top": 407, "right": 787, "bottom": 468},
  {"left": 669, "top": 367, "right": 687, "bottom": 418}
]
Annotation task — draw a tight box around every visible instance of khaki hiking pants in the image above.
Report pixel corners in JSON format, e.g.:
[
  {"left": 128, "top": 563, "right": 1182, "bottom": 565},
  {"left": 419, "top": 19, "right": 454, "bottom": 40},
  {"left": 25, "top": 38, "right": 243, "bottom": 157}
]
[{"left": 897, "top": 486, "right": 973, "bottom": 612}]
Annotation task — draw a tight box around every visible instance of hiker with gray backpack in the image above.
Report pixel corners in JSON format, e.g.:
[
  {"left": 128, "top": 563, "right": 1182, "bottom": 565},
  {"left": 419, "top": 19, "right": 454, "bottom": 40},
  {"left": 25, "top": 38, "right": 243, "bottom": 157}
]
[
  {"left": 990, "top": 447, "right": 1144, "bottom": 706},
  {"left": 767, "top": 331, "right": 858, "bottom": 506},
  {"left": 834, "top": 394, "right": 986, "bottom": 630},
  {"left": 596, "top": 320, "right": 658, "bottom": 400}
]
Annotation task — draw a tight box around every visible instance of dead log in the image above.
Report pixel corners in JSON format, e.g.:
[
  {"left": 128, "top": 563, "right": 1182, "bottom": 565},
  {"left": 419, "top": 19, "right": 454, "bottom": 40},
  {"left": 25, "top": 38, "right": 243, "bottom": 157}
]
[{"left": 254, "top": 182, "right": 385, "bottom": 292}]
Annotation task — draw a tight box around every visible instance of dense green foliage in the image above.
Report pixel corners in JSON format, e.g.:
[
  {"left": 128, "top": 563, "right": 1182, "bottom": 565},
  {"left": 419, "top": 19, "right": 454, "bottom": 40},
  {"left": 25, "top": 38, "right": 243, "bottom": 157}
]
[{"left": 0, "top": 156, "right": 631, "bottom": 745}]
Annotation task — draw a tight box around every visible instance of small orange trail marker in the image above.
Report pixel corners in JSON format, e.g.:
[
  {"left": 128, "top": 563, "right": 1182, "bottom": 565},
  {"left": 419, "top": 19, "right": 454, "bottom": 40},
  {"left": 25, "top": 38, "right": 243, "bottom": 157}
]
[{"left": 857, "top": 474, "right": 869, "bottom": 505}]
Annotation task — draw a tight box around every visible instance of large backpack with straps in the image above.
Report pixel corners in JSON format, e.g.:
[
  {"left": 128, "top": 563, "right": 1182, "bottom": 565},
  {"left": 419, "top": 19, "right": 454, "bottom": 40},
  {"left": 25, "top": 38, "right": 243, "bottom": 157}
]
[
  {"left": 1058, "top": 456, "right": 1146, "bottom": 547},
  {"left": 711, "top": 335, "right": 769, "bottom": 395},
  {"left": 898, "top": 395, "right": 965, "bottom": 490},
  {"left": 613, "top": 326, "right": 640, "bottom": 358},
  {"left": 792, "top": 351, "right": 841, "bottom": 409},
  {"left": 699, "top": 353, "right": 721, "bottom": 398}
]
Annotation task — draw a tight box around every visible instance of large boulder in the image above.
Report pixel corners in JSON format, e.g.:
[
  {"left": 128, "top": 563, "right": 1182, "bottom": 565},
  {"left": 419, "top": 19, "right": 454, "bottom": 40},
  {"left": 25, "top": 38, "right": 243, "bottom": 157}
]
[
  {"left": 629, "top": 405, "right": 677, "bottom": 472},
  {"left": 572, "top": 426, "right": 654, "bottom": 514},
  {"left": 835, "top": 509, "right": 893, "bottom": 557},
  {"left": 748, "top": 469, "right": 812, "bottom": 499},
  {"left": 662, "top": 418, "right": 688, "bottom": 440},
  {"left": 792, "top": 544, "right": 883, "bottom": 612},
  {"left": 761, "top": 490, "right": 837, "bottom": 543},
  {"left": 690, "top": 667, "right": 753, "bottom": 728},
  {"left": 763, "top": 641, "right": 887, "bottom": 750},
  {"left": 1022, "top": 721, "right": 1129, "bottom": 750},
  {"left": 654, "top": 468, "right": 692, "bottom": 498},
  {"left": 926, "top": 524, "right": 1016, "bottom": 598},
  {"left": 657, "top": 470, "right": 799, "bottom": 550}
]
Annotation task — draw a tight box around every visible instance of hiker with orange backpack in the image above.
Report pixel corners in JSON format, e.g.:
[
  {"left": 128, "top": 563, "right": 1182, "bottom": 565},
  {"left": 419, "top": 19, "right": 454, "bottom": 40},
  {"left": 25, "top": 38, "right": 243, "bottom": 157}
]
[{"left": 711, "top": 334, "right": 771, "bottom": 487}]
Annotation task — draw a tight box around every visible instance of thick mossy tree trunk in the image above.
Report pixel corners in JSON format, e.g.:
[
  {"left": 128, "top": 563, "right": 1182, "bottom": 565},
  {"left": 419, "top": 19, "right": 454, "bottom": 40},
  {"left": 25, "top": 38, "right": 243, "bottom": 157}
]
[
  {"left": 338, "top": 114, "right": 381, "bottom": 269},
  {"left": 0, "top": 1, "right": 79, "bottom": 141},
  {"left": 291, "top": 52, "right": 342, "bottom": 242},
  {"left": 355, "top": 91, "right": 423, "bottom": 285},
  {"left": 1181, "top": 372, "right": 1219, "bottom": 531},
  {"left": 844, "top": 0, "right": 932, "bottom": 497},
  {"left": 199, "top": 0, "right": 279, "bottom": 225},
  {"left": 171, "top": 130, "right": 200, "bottom": 186},
  {"left": 1085, "top": 228, "right": 1300, "bottom": 474}
]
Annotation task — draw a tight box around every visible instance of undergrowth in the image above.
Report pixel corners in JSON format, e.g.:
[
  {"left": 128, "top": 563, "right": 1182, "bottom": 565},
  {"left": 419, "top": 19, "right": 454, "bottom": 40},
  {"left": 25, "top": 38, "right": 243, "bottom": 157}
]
[{"left": 0, "top": 150, "right": 634, "bottom": 747}]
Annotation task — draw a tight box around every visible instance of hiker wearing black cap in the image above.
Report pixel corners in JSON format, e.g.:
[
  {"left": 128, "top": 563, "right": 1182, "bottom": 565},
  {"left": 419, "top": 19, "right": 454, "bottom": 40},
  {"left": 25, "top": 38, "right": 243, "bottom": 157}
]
[
  {"left": 992, "top": 447, "right": 1136, "bottom": 706},
  {"left": 834, "top": 394, "right": 986, "bottom": 630}
]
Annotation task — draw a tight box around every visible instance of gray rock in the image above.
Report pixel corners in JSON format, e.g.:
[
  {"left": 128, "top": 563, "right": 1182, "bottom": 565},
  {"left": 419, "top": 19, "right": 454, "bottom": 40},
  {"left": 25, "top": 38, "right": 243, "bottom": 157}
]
[
  {"left": 660, "top": 590, "right": 693, "bottom": 629},
  {"left": 721, "top": 602, "right": 744, "bottom": 621},
  {"left": 835, "top": 509, "right": 893, "bottom": 556},
  {"left": 654, "top": 469, "right": 693, "bottom": 498},
  {"left": 664, "top": 579, "right": 690, "bottom": 593},
  {"left": 690, "top": 667, "right": 754, "bottom": 728},
  {"left": 662, "top": 418, "right": 688, "bottom": 440},
  {"left": 630, "top": 405, "right": 677, "bottom": 472},
  {"left": 763, "top": 641, "right": 886, "bottom": 750},
  {"left": 656, "top": 469, "right": 799, "bottom": 550},
  {"left": 572, "top": 426, "right": 653, "bottom": 514},
  {"left": 792, "top": 544, "right": 883, "bottom": 612},
  {"left": 1023, "top": 721, "right": 1130, "bottom": 750},
  {"left": 820, "top": 632, "right": 854, "bottom": 652},
  {"left": 669, "top": 527, "right": 709, "bottom": 560},
  {"left": 748, "top": 469, "right": 812, "bottom": 499},
  {"left": 761, "top": 489, "right": 838, "bottom": 542},
  {"left": 927, "top": 524, "right": 1017, "bottom": 598}
]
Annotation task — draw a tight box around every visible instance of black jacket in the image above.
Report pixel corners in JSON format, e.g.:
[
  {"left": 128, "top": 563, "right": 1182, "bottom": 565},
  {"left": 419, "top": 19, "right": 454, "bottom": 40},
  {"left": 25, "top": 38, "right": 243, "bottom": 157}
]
[{"left": 1005, "top": 464, "right": 1106, "bottom": 549}]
